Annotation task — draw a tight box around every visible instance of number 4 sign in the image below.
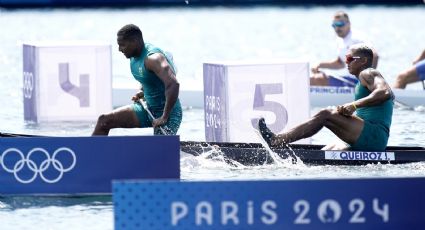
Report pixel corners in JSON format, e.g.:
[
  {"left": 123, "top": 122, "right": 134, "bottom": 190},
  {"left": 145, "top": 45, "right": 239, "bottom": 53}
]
[
  {"left": 23, "top": 42, "right": 112, "bottom": 123},
  {"left": 203, "top": 60, "right": 310, "bottom": 143}
]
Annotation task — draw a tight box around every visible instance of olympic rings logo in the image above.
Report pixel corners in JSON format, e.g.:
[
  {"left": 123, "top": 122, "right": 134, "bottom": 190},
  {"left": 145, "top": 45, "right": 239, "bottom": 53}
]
[
  {"left": 23, "top": 71, "right": 34, "bottom": 99},
  {"left": 0, "top": 147, "right": 76, "bottom": 184}
]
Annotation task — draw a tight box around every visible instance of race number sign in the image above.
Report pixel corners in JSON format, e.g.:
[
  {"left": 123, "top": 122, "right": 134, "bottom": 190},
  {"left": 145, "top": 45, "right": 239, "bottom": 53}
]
[
  {"left": 23, "top": 41, "right": 112, "bottom": 123},
  {"left": 203, "top": 61, "right": 310, "bottom": 143},
  {"left": 113, "top": 178, "right": 425, "bottom": 230}
]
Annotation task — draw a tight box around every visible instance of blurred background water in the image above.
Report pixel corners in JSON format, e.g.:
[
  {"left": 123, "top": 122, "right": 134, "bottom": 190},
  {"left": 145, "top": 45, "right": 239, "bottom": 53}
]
[{"left": 0, "top": 4, "right": 425, "bottom": 230}]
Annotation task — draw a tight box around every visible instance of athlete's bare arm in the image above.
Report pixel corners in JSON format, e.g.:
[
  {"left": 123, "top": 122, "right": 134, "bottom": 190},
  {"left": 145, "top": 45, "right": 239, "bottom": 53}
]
[
  {"left": 355, "top": 69, "right": 392, "bottom": 108},
  {"left": 144, "top": 53, "right": 180, "bottom": 127}
]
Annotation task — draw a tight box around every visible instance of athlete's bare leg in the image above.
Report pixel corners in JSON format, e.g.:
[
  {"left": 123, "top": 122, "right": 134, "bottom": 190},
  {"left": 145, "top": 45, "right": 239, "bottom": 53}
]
[
  {"left": 393, "top": 66, "right": 420, "bottom": 89},
  {"left": 259, "top": 109, "right": 364, "bottom": 147},
  {"left": 92, "top": 105, "right": 140, "bottom": 135}
]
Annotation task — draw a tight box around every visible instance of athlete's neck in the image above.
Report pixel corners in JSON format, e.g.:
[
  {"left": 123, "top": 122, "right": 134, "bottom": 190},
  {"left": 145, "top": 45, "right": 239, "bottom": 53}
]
[{"left": 134, "top": 41, "right": 145, "bottom": 58}]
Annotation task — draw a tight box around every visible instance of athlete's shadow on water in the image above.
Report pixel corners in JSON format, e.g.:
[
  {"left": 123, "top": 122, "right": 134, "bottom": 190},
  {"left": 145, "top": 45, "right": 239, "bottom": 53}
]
[
  {"left": 24, "top": 121, "right": 94, "bottom": 136},
  {"left": 0, "top": 195, "right": 112, "bottom": 210}
]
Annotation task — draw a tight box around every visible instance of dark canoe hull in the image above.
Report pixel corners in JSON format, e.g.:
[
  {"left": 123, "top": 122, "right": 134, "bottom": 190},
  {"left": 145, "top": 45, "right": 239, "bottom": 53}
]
[
  {"left": 180, "top": 141, "right": 425, "bottom": 166},
  {"left": 2, "top": 132, "right": 425, "bottom": 166}
]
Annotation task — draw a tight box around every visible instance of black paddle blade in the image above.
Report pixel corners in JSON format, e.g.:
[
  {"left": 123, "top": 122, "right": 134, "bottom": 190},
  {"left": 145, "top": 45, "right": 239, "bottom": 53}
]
[{"left": 258, "top": 118, "right": 274, "bottom": 147}]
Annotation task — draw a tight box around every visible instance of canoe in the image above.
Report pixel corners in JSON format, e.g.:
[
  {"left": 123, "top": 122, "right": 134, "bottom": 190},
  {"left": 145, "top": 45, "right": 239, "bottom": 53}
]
[
  {"left": 180, "top": 141, "right": 425, "bottom": 166},
  {"left": 2, "top": 131, "right": 425, "bottom": 166},
  {"left": 2, "top": 132, "right": 424, "bottom": 166}
]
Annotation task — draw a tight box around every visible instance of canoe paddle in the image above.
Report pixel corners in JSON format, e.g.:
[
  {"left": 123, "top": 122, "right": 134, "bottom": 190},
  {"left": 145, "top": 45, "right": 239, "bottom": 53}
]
[{"left": 138, "top": 99, "right": 168, "bottom": 135}]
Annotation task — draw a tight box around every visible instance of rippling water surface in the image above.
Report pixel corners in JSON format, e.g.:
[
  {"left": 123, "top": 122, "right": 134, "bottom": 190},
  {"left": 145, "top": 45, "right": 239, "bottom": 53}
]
[{"left": 0, "top": 5, "right": 424, "bottom": 230}]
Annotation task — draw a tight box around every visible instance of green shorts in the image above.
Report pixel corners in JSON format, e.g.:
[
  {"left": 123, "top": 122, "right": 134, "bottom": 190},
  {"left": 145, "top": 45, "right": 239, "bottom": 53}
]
[
  {"left": 350, "top": 120, "right": 389, "bottom": 151},
  {"left": 132, "top": 100, "right": 182, "bottom": 135}
]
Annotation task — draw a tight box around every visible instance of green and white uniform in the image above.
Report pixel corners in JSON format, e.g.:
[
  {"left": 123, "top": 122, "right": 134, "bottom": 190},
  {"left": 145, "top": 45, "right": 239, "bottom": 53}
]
[
  {"left": 351, "top": 83, "right": 393, "bottom": 151},
  {"left": 130, "top": 43, "right": 182, "bottom": 135}
]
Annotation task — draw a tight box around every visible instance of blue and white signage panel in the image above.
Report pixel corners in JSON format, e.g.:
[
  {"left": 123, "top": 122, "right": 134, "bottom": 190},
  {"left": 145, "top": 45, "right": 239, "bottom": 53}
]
[
  {"left": 325, "top": 151, "right": 395, "bottom": 161},
  {"left": 113, "top": 178, "right": 425, "bottom": 230},
  {"left": 0, "top": 136, "right": 179, "bottom": 195},
  {"left": 23, "top": 44, "right": 38, "bottom": 122},
  {"left": 22, "top": 42, "right": 112, "bottom": 123},
  {"left": 203, "top": 61, "right": 310, "bottom": 144}
]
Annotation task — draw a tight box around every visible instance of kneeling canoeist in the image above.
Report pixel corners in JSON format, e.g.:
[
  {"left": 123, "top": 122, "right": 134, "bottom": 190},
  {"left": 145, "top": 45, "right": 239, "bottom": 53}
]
[
  {"left": 92, "top": 24, "right": 182, "bottom": 135},
  {"left": 259, "top": 44, "right": 394, "bottom": 151}
]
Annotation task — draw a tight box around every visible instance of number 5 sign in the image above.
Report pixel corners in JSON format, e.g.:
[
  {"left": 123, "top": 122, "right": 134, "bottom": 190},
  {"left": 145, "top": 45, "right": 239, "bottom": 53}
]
[{"left": 203, "top": 61, "right": 310, "bottom": 144}]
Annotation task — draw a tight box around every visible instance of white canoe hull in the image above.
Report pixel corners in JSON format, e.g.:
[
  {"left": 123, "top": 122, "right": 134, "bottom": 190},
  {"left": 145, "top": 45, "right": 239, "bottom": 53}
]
[{"left": 112, "top": 86, "right": 425, "bottom": 108}]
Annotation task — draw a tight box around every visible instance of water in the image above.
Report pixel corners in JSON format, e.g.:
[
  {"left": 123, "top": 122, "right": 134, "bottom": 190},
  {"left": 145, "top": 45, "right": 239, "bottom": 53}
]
[{"left": 1, "top": 5, "right": 425, "bottom": 230}]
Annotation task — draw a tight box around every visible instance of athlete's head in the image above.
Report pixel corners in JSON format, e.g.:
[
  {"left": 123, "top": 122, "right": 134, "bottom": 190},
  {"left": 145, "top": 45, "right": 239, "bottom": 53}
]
[
  {"left": 332, "top": 11, "right": 351, "bottom": 38},
  {"left": 346, "top": 44, "right": 374, "bottom": 76},
  {"left": 117, "top": 24, "right": 144, "bottom": 58}
]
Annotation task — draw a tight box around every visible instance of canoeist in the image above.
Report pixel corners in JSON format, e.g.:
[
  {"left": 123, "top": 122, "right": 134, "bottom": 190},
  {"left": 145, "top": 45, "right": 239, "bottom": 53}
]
[
  {"left": 310, "top": 11, "right": 379, "bottom": 87},
  {"left": 259, "top": 44, "right": 394, "bottom": 151},
  {"left": 92, "top": 24, "right": 182, "bottom": 135},
  {"left": 393, "top": 49, "right": 425, "bottom": 89}
]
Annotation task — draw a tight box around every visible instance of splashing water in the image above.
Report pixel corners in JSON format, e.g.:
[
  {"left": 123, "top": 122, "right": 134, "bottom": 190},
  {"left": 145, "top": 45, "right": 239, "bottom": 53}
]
[
  {"left": 414, "top": 105, "right": 425, "bottom": 112},
  {"left": 253, "top": 128, "right": 303, "bottom": 166},
  {"left": 180, "top": 143, "right": 245, "bottom": 171},
  {"left": 198, "top": 145, "right": 245, "bottom": 168},
  {"left": 0, "top": 201, "right": 9, "bottom": 209}
]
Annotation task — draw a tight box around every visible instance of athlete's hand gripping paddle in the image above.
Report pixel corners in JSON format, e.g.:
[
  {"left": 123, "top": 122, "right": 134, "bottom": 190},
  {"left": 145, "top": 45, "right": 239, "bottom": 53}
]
[{"left": 139, "top": 99, "right": 168, "bottom": 135}]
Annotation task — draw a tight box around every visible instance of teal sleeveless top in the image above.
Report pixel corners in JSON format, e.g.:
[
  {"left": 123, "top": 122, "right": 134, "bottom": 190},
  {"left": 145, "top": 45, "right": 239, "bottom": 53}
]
[
  {"left": 130, "top": 43, "right": 179, "bottom": 110},
  {"left": 354, "top": 83, "right": 393, "bottom": 131}
]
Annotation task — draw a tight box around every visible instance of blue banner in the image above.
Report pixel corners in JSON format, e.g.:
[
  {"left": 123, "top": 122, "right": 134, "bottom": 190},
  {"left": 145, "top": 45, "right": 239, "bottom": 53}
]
[
  {"left": 0, "top": 136, "right": 179, "bottom": 195},
  {"left": 23, "top": 44, "right": 38, "bottom": 122},
  {"left": 113, "top": 178, "right": 425, "bottom": 230}
]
